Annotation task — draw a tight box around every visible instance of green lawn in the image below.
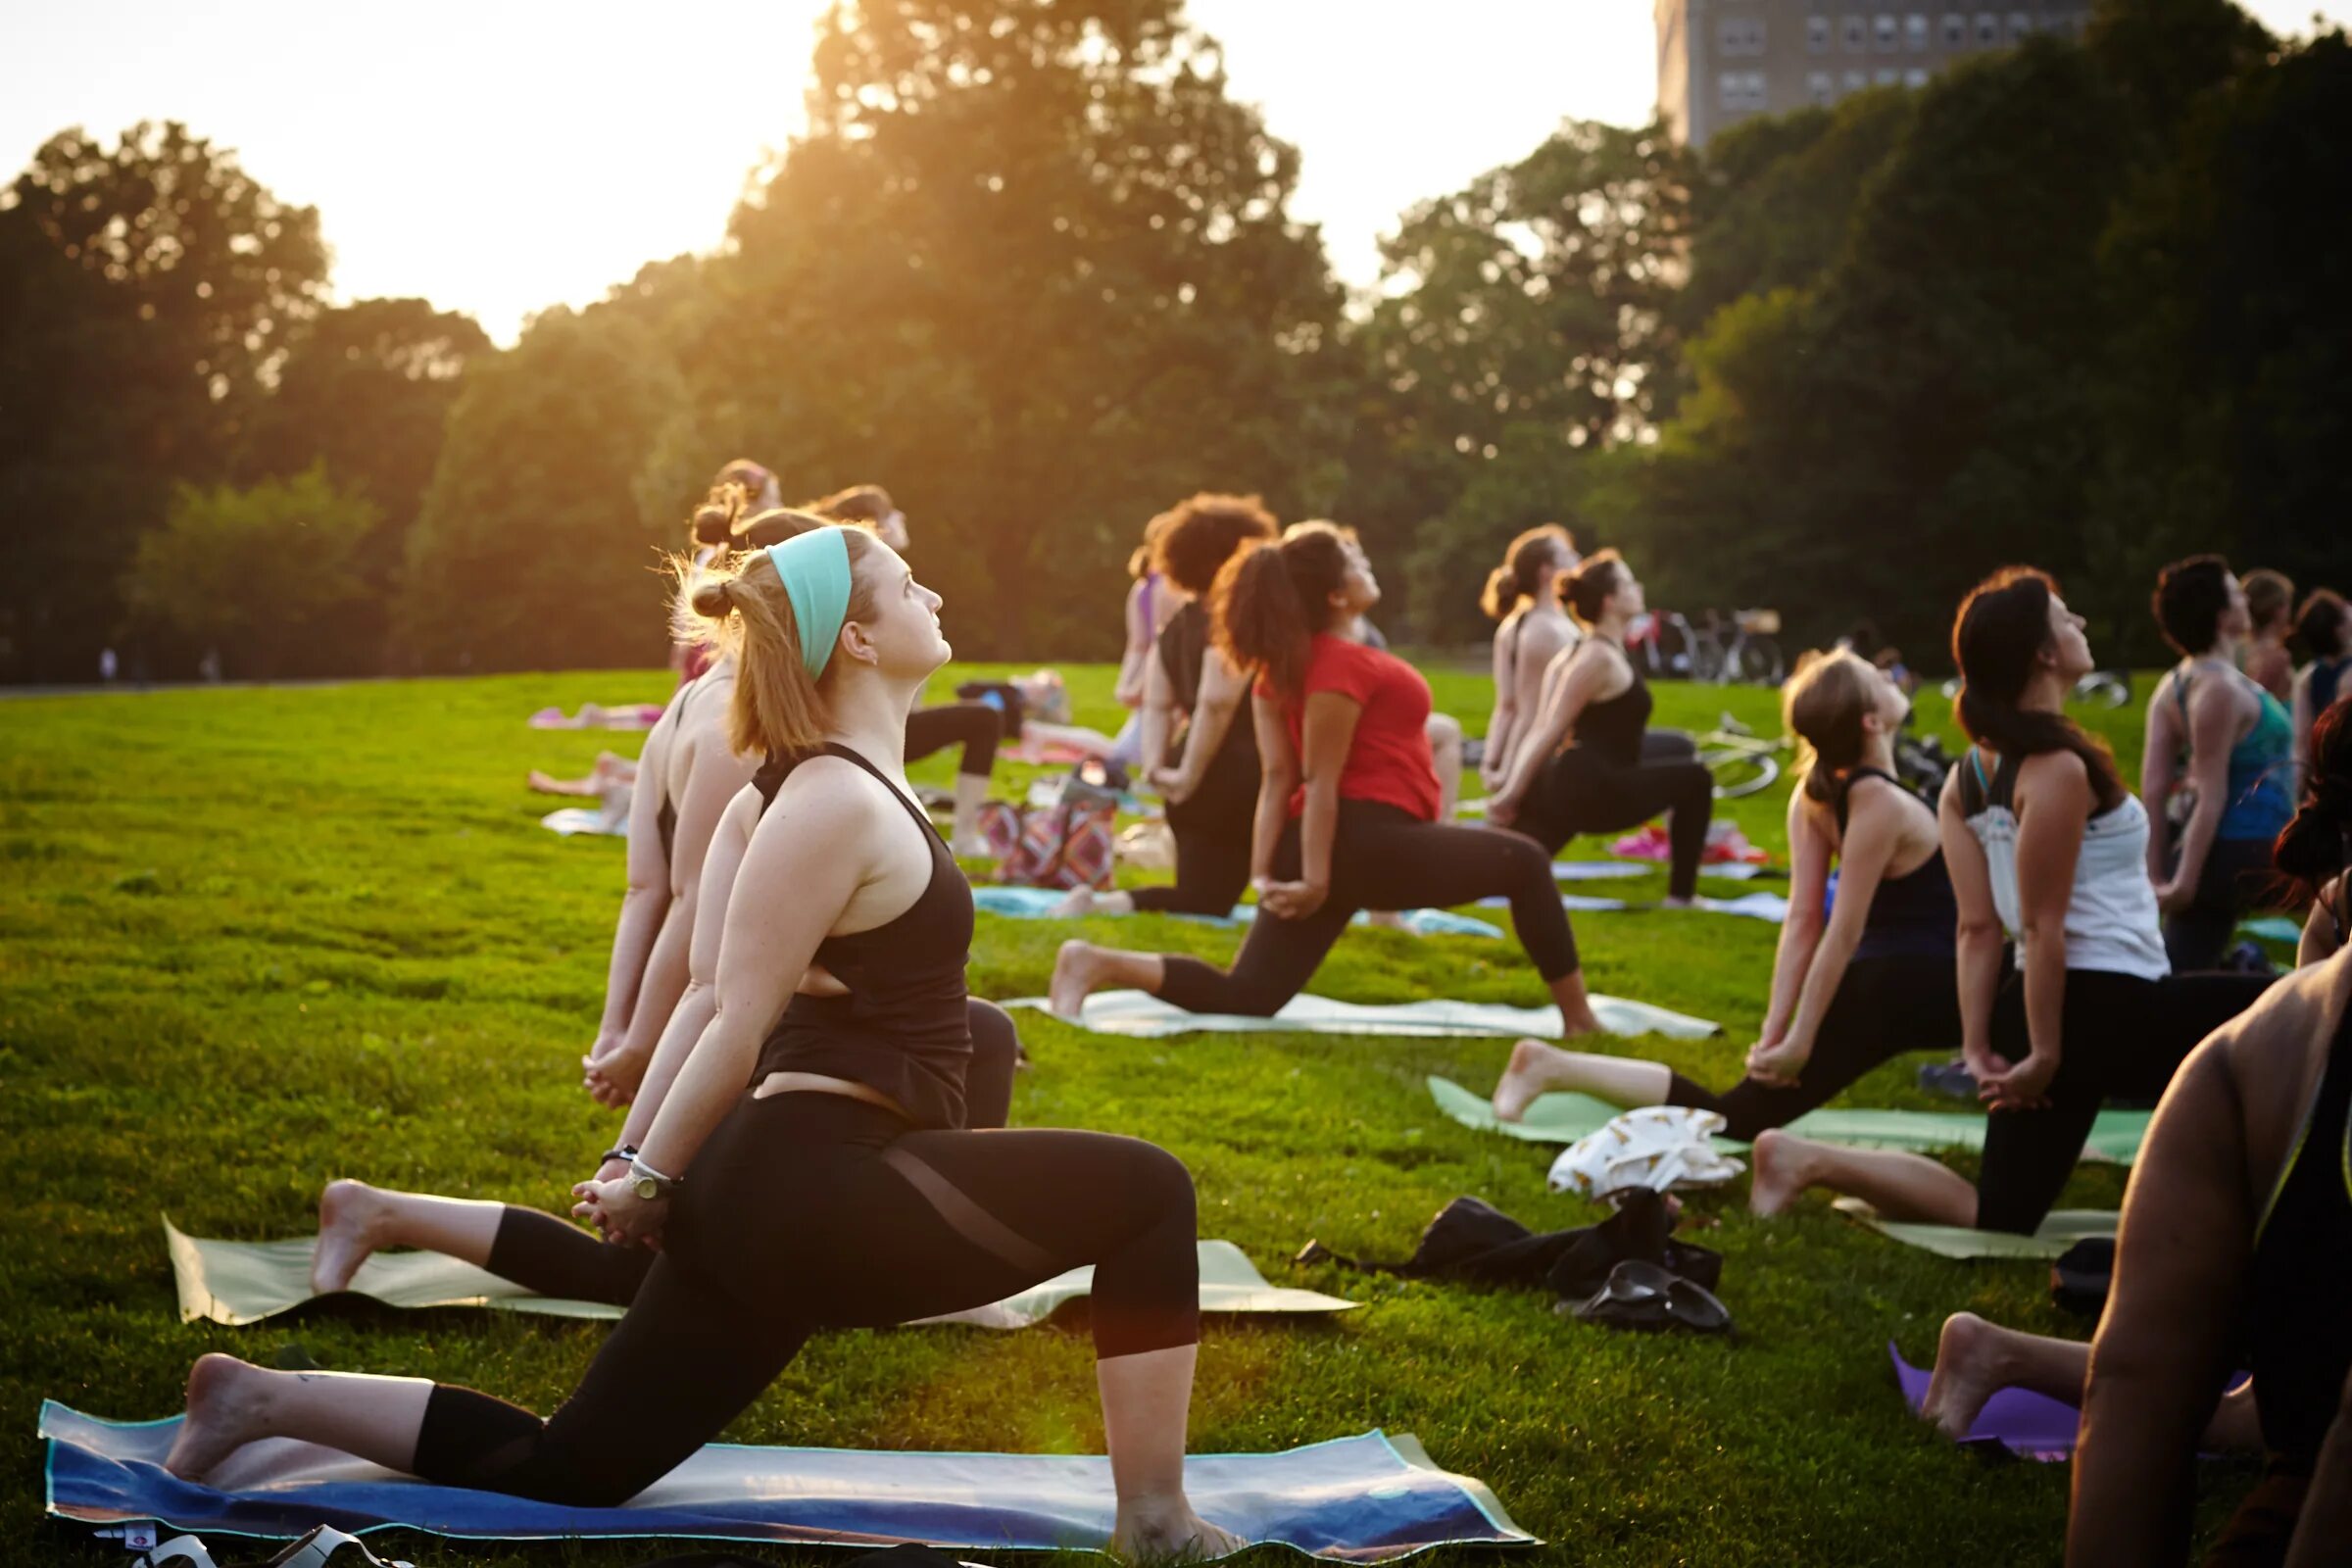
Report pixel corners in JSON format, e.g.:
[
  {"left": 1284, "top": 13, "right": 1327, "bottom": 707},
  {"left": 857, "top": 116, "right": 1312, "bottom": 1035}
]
[{"left": 0, "top": 662, "right": 2260, "bottom": 1565}]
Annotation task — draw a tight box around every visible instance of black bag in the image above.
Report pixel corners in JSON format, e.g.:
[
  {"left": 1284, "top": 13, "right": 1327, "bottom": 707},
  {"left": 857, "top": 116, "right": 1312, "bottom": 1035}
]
[{"left": 1297, "top": 1191, "right": 1722, "bottom": 1301}]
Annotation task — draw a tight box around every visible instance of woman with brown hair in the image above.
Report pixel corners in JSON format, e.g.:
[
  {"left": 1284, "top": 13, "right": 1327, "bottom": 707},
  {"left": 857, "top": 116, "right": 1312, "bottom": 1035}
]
[
  {"left": 1048, "top": 522, "right": 1606, "bottom": 1034},
  {"left": 1478, "top": 524, "right": 1580, "bottom": 797},
  {"left": 1491, "top": 648, "right": 1960, "bottom": 1136},
  {"left": 165, "top": 524, "right": 1236, "bottom": 1563}
]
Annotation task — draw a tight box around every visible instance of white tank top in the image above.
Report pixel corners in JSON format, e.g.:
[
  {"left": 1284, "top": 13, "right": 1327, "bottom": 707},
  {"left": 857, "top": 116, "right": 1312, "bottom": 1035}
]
[{"left": 1962, "top": 749, "right": 2171, "bottom": 982}]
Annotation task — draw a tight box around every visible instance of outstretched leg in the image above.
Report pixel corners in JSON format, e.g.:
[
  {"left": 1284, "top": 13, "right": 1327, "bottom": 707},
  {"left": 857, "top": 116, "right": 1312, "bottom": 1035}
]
[
  {"left": 1493, "top": 1041, "right": 1674, "bottom": 1122},
  {"left": 1747, "top": 1130, "right": 1979, "bottom": 1224}
]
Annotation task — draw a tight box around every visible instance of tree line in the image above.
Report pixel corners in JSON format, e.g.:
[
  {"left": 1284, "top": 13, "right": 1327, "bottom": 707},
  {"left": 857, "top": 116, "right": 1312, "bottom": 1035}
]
[{"left": 2, "top": 0, "right": 2343, "bottom": 683}]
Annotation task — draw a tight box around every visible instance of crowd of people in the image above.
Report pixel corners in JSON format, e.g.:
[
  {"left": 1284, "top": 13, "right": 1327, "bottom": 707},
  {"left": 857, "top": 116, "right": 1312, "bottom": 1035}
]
[{"left": 150, "top": 460, "right": 2352, "bottom": 1565}]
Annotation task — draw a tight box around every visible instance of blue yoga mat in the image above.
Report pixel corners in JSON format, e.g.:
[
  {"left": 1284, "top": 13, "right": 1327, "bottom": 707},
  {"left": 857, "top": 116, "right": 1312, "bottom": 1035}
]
[
  {"left": 43, "top": 1402, "right": 1535, "bottom": 1561},
  {"left": 972, "top": 885, "right": 1503, "bottom": 938}
]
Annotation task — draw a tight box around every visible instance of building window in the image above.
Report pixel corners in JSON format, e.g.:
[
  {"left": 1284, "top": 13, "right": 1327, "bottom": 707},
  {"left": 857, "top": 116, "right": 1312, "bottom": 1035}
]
[
  {"left": 1844, "top": 68, "right": 1869, "bottom": 89},
  {"left": 1904, "top": 66, "right": 1931, "bottom": 85},
  {"left": 1808, "top": 15, "right": 1832, "bottom": 51},
  {"left": 2008, "top": 11, "right": 2032, "bottom": 39},
  {"left": 1807, "top": 70, "right": 1836, "bottom": 103},
  {"left": 1906, "top": 13, "right": 1931, "bottom": 48},
  {"left": 1875, "top": 13, "right": 1899, "bottom": 49},
  {"left": 1942, "top": 12, "right": 1968, "bottom": 44},
  {"left": 1844, "top": 14, "right": 1868, "bottom": 50},
  {"left": 1718, "top": 16, "right": 1767, "bottom": 54},
  {"left": 1977, "top": 12, "right": 2001, "bottom": 43},
  {"left": 1875, "top": 66, "right": 1902, "bottom": 84}
]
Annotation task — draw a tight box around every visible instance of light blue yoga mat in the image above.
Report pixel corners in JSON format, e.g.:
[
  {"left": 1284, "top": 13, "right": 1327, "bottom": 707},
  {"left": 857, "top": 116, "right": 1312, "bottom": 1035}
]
[
  {"left": 42, "top": 1402, "right": 1536, "bottom": 1560},
  {"left": 972, "top": 885, "right": 1504, "bottom": 939}
]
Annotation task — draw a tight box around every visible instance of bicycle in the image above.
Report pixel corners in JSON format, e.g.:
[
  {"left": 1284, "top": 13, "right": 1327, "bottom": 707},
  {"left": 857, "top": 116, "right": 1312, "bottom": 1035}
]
[{"left": 1695, "top": 713, "right": 1787, "bottom": 799}]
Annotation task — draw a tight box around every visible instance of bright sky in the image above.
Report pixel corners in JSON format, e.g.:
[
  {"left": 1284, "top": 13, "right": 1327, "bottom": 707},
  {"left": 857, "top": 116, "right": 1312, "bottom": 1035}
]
[{"left": 6, "top": 1, "right": 2345, "bottom": 344}]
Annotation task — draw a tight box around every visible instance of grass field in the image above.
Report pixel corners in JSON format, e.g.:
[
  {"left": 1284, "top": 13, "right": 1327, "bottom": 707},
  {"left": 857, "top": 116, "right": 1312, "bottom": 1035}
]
[{"left": 0, "top": 662, "right": 2266, "bottom": 1565}]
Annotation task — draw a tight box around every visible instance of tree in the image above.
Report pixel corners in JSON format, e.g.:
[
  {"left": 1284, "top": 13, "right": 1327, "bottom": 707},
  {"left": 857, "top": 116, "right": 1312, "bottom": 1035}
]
[
  {"left": 651, "top": 0, "right": 1347, "bottom": 658},
  {"left": 119, "top": 466, "right": 373, "bottom": 680},
  {"left": 0, "top": 122, "right": 328, "bottom": 681},
  {"left": 237, "top": 298, "right": 494, "bottom": 670},
  {"left": 397, "top": 305, "right": 690, "bottom": 672}
]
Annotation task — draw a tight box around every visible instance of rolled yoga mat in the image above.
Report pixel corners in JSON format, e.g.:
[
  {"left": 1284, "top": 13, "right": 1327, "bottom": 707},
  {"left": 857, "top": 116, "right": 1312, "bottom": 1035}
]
[
  {"left": 1832, "top": 1198, "right": 2116, "bottom": 1260},
  {"left": 163, "top": 1221, "right": 1354, "bottom": 1330},
  {"left": 1426, "top": 1077, "right": 2151, "bottom": 1164},
  {"left": 1009, "top": 990, "right": 1721, "bottom": 1042},
  {"left": 41, "top": 1405, "right": 1538, "bottom": 1560}
]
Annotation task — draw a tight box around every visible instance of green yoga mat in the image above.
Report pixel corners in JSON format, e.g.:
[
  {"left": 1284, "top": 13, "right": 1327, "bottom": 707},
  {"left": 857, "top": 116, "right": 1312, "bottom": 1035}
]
[
  {"left": 1427, "top": 1076, "right": 2150, "bottom": 1163},
  {"left": 1832, "top": 1198, "right": 2116, "bottom": 1259},
  {"left": 165, "top": 1219, "right": 1355, "bottom": 1329}
]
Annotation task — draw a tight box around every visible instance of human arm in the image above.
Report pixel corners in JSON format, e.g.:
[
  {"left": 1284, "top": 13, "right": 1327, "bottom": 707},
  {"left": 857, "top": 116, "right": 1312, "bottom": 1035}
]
[
  {"left": 1157, "top": 649, "right": 1249, "bottom": 806},
  {"left": 2141, "top": 683, "right": 2180, "bottom": 885},
  {"left": 1481, "top": 625, "right": 1519, "bottom": 793},
  {"left": 2290, "top": 665, "right": 2313, "bottom": 806},
  {"left": 1751, "top": 790, "right": 1889, "bottom": 1083},
  {"left": 1246, "top": 692, "right": 1296, "bottom": 888},
  {"left": 586, "top": 718, "right": 676, "bottom": 1062},
  {"left": 1261, "top": 692, "right": 1361, "bottom": 919},
  {"left": 1748, "top": 792, "right": 1828, "bottom": 1070},
  {"left": 576, "top": 768, "right": 876, "bottom": 1241},
  {"left": 2067, "top": 1040, "right": 2255, "bottom": 1564},
  {"left": 586, "top": 739, "right": 759, "bottom": 1103},
  {"left": 1138, "top": 643, "right": 1178, "bottom": 784},
  {"left": 1940, "top": 767, "right": 2011, "bottom": 1090},
  {"left": 1491, "top": 644, "right": 1610, "bottom": 820},
  {"left": 1113, "top": 580, "right": 1152, "bottom": 710},
  {"left": 1984, "top": 752, "right": 2091, "bottom": 1109},
  {"left": 2157, "top": 678, "right": 2238, "bottom": 911}
]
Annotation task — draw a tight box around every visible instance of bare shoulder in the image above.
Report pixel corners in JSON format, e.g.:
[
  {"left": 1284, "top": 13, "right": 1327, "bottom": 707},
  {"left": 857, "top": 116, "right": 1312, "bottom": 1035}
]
[
  {"left": 764, "top": 755, "right": 894, "bottom": 830},
  {"left": 2015, "top": 746, "right": 2089, "bottom": 797}
]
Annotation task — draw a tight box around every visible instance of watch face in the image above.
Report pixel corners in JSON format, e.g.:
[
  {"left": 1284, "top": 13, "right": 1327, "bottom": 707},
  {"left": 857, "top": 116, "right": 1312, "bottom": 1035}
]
[{"left": 632, "top": 1175, "right": 661, "bottom": 1200}]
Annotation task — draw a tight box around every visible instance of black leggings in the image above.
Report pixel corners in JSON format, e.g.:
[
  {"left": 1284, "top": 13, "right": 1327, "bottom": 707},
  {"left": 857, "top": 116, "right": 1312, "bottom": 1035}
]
[
  {"left": 1514, "top": 747, "right": 1714, "bottom": 900},
  {"left": 1973, "top": 967, "right": 2273, "bottom": 1234},
  {"left": 905, "top": 703, "right": 1001, "bottom": 778},
  {"left": 479, "top": 1000, "right": 1027, "bottom": 1310},
  {"left": 2164, "top": 835, "right": 2275, "bottom": 973},
  {"left": 1155, "top": 801, "right": 1578, "bottom": 1016},
  {"left": 413, "top": 1093, "right": 1199, "bottom": 1507},
  {"left": 1666, "top": 952, "right": 1961, "bottom": 1142},
  {"left": 1130, "top": 760, "right": 1256, "bottom": 918}
]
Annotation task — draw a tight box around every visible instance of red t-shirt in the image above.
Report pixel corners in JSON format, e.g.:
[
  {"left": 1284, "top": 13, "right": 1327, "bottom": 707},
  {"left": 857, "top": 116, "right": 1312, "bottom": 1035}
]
[{"left": 1264, "top": 634, "right": 1441, "bottom": 821}]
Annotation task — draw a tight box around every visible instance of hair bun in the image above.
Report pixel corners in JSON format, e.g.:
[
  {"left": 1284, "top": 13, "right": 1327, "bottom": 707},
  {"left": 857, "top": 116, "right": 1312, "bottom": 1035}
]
[{"left": 690, "top": 577, "right": 734, "bottom": 621}]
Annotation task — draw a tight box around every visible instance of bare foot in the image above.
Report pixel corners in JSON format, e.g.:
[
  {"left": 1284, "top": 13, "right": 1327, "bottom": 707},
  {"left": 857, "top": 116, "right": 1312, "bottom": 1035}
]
[
  {"left": 164, "top": 1354, "right": 270, "bottom": 1481},
  {"left": 1659, "top": 895, "right": 1697, "bottom": 910},
  {"left": 1111, "top": 1496, "right": 1245, "bottom": 1564},
  {"left": 1558, "top": 1005, "right": 1607, "bottom": 1040},
  {"left": 1493, "top": 1038, "right": 1567, "bottom": 1123},
  {"left": 312, "top": 1179, "right": 386, "bottom": 1296},
  {"left": 1049, "top": 940, "right": 1104, "bottom": 1021},
  {"left": 1746, "top": 1129, "right": 1813, "bottom": 1217},
  {"left": 1052, "top": 887, "right": 1099, "bottom": 918},
  {"left": 1919, "top": 1311, "right": 2014, "bottom": 1442}
]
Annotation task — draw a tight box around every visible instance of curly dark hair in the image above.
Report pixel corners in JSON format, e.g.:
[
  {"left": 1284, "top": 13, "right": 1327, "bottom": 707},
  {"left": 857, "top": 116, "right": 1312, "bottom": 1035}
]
[
  {"left": 1212, "top": 520, "right": 1355, "bottom": 702},
  {"left": 2151, "top": 555, "right": 2232, "bottom": 656},
  {"left": 1152, "top": 493, "right": 1279, "bottom": 596}
]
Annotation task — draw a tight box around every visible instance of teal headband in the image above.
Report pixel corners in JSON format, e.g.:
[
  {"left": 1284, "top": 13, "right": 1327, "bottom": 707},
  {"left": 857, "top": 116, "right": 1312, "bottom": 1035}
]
[{"left": 766, "top": 528, "right": 853, "bottom": 678}]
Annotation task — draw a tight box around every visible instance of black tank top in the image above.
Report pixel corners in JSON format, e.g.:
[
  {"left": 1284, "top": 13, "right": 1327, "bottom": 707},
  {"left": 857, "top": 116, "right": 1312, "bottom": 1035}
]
[
  {"left": 1156, "top": 601, "right": 1258, "bottom": 779},
  {"left": 749, "top": 743, "right": 976, "bottom": 1130},
  {"left": 656, "top": 672, "right": 719, "bottom": 864},
  {"left": 1573, "top": 642, "right": 1651, "bottom": 767},
  {"left": 1835, "top": 768, "right": 1959, "bottom": 960},
  {"left": 2245, "top": 1004, "right": 2352, "bottom": 1470}
]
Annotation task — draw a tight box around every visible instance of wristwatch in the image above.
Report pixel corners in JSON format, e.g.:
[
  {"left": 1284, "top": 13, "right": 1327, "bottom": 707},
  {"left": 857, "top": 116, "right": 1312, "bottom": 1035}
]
[
  {"left": 599, "top": 1143, "right": 639, "bottom": 1168},
  {"left": 627, "top": 1154, "right": 682, "bottom": 1202}
]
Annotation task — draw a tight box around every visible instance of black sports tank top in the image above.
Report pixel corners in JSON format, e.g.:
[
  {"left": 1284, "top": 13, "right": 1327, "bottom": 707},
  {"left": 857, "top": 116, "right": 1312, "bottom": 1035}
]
[
  {"left": 1835, "top": 767, "right": 1959, "bottom": 960},
  {"left": 1573, "top": 642, "right": 1651, "bottom": 767},
  {"left": 2245, "top": 1003, "right": 2352, "bottom": 1471},
  {"left": 1156, "top": 601, "right": 1258, "bottom": 780},
  {"left": 750, "top": 743, "right": 976, "bottom": 1130}
]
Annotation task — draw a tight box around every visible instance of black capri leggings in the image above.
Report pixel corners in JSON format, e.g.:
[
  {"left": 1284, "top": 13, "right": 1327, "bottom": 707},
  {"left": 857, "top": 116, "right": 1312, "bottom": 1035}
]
[
  {"left": 1130, "top": 755, "right": 1257, "bottom": 919},
  {"left": 478, "top": 1000, "right": 1027, "bottom": 1310},
  {"left": 413, "top": 1092, "right": 1199, "bottom": 1507},
  {"left": 1155, "top": 801, "right": 1579, "bottom": 1017},
  {"left": 1666, "top": 951, "right": 1962, "bottom": 1142},
  {"left": 1513, "top": 747, "right": 1715, "bottom": 900},
  {"left": 1973, "top": 966, "right": 2273, "bottom": 1234},
  {"left": 905, "top": 702, "right": 1001, "bottom": 778},
  {"left": 2163, "top": 835, "right": 2275, "bottom": 974}
]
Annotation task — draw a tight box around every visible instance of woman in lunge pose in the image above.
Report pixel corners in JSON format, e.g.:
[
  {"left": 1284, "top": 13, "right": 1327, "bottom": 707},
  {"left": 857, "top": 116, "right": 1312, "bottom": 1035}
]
[
  {"left": 1056, "top": 494, "right": 1278, "bottom": 919},
  {"left": 2142, "top": 555, "right": 2295, "bottom": 972},
  {"left": 1485, "top": 551, "right": 1716, "bottom": 904},
  {"left": 1048, "top": 521, "right": 1606, "bottom": 1034},
  {"left": 1492, "top": 649, "right": 1960, "bottom": 1138},
  {"left": 1746, "top": 568, "right": 2270, "bottom": 1234},
  {"left": 167, "top": 525, "right": 1236, "bottom": 1561},
  {"left": 1478, "top": 524, "right": 1580, "bottom": 797}
]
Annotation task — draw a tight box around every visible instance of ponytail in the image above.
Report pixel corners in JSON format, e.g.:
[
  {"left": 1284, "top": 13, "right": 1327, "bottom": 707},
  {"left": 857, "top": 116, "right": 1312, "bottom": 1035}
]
[
  {"left": 1480, "top": 524, "right": 1575, "bottom": 621},
  {"left": 1212, "top": 520, "right": 1353, "bottom": 703},
  {"left": 1563, "top": 549, "right": 1629, "bottom": 627},
  {"left": 2276, "top": 694, "right": 2352, "bottom": 897},
  {"left": 1783, "top": 649, "right": 1875, "bottom": 808},
  {"left": 670, "top": 527, "right": 879, "bottom": 759},
  {"left": 1952, "top": 566, "right": 2124, "bottom": 808}
]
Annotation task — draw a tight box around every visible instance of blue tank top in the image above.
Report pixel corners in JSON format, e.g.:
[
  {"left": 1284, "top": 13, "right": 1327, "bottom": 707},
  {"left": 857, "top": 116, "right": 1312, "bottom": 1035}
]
[{"left": 2176, "top": 668, "right": 2295, "bottom": 841}]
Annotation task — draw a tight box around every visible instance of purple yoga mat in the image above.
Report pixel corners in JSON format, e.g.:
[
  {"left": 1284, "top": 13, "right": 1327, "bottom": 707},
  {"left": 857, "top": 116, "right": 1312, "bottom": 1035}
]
[{"left": 1888, "top": 1343, "right": 2082, "bottom": 1462}]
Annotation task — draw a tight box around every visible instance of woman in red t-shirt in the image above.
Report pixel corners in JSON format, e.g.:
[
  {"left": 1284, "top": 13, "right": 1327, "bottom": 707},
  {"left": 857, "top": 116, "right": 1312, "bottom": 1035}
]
[{"left": 1049, "top": 522, "right": 1605, "bottom": 1034}]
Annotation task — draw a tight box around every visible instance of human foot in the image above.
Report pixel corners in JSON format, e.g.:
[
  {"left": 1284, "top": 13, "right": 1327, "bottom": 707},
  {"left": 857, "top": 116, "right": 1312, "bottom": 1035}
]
[
  {"left": 164, "top": 1354, "right": 270, "bottom": 1481},
  {"left": 1493, "top": 1038, "right": 1568, "bottom": 1123},
  {"left": 312, "top": 1179, "right": 388, "bottom": 1295},
  {"left": 1052, "top": 887, "right": 1099, "bottom": 918},
  {"left": 1111, "top": 1496, "right": 1245, "bottom": 1564},
  {"left": 1746, "top": 1129, "right": 1814, "bottom": 1217},
  {"left": 1659, "top": 895, "right": 1697, "bottom": 910},
  {"left": 1049, "top": 940, "right": 1105, "bottom": 1022},
  {"left": 1919, "top": 1311, "right": 2015, "bottom": 1442}
]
